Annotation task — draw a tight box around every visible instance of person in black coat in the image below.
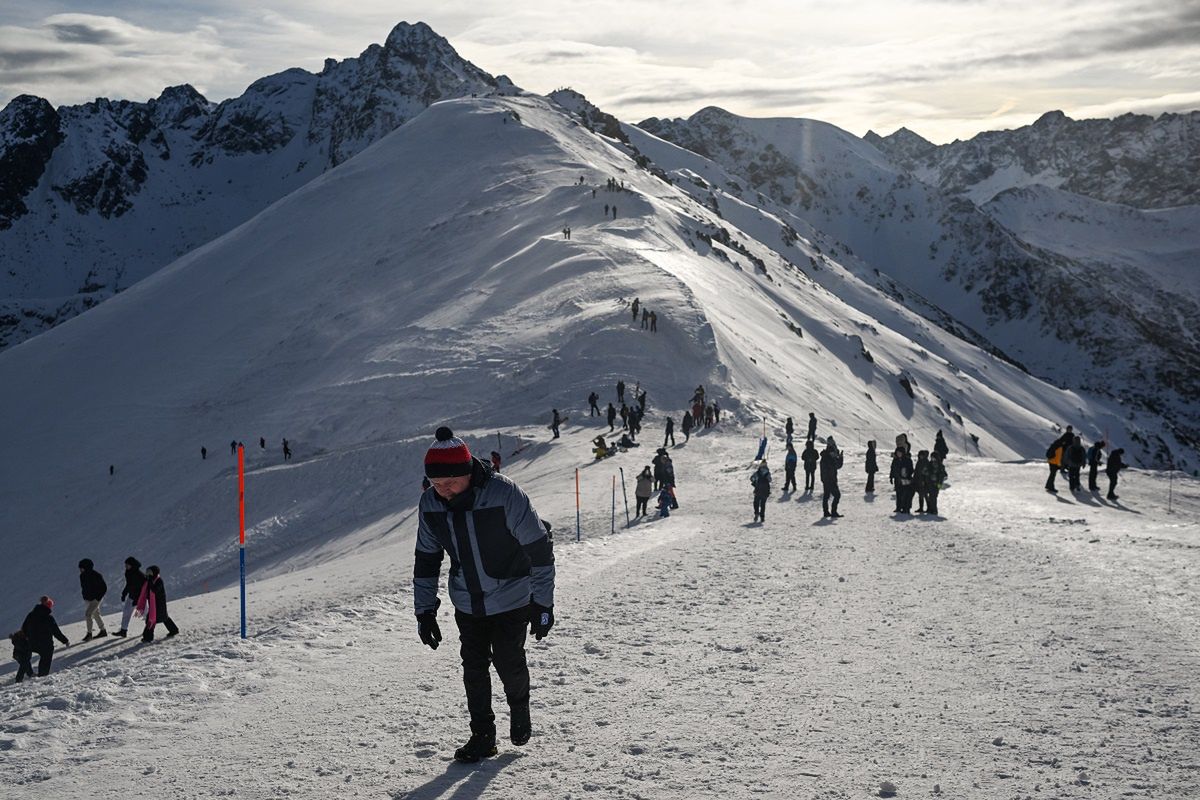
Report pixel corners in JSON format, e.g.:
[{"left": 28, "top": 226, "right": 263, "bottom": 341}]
[
  {"left": 616, "top": 380, "right": 625, "bottom": 404},
  {"left": 1064, "top": 436, "right": 1086, "bottom": 492},
  {"left": 551, "top": 409, "right": 561, "bottom": 439},
  {"left": 1086, "top": 440, "right": 1106, "bottom": 492},
  {"left": 751, "top": 462, "right": 771, "bottom": 522},
  {"left": 663, "top": 416, "right": 675, "bottom": 447},
  {"left": 588, "top": 391, "right": 600, "bottom": 416},
  {"left": 681, "top": 411, "right": 694, "bottom": 442},
  {"left": 78, "top": 558, "right": 109, "bottom": 641},
  {"left": 138, "top": 566, "right": 180, "bottom": 642},
  {"left": 784, "top": 417, "right": 794, "bottom": 442},
  {"left": 1105, "top": 448, "right": 1127, "bottom": 501},
  {"left": 116, "top": 556, "right": 146, "bottom": 637},
  {"left": 933, "top": 430, "right": 949, "bottom": 459},
  {"left": 22, "top": 597, "right": 68, "bottom": 676},
  {"left": 801, "top": 441, "right": 819, "bottom": 492},
  {"left": 806, "top": 413, "right": 817, "bottom": 442},
  {"left": 606, "top": 403, "right": 617, "bottom": 432},
  {"left": 865, "top": 440, "right": 878, "bottom": 493},
  {"left": 891, "top": 449, "right": 915, "bottom": 513},
  {"left": 819, "top": 440, "right": 844, "bottom": 518}
]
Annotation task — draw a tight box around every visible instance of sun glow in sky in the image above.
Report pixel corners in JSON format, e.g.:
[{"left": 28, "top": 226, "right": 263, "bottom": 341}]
[{"left": 1, "top": 1, "right": 1198, "bottom": 142}]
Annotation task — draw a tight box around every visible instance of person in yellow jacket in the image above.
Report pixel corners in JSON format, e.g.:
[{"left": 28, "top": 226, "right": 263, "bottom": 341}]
[{"left": 1044, "top": 426, "right": 1074, "bottom": 493}]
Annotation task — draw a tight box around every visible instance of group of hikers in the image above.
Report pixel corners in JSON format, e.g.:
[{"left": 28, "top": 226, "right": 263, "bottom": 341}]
[
  {"left": 10, "top": 557, "right": 180, "bottom": 683},
  {"left": 1045, "top": 426, "right": 1126, "bottom": 500},
  {"left": 629, "top": 298, "right": 659, "bottom": 333},
  {"left": 200, "top": 437, "right": 291, "bottom": 461},
  {"left": 751, "top": 419, "right": 952, "bottom": 522}
]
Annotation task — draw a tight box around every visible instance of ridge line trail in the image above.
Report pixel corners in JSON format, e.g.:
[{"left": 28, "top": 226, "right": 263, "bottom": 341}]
[{"left": 1, "top": 436, "right": 1196, "bottom": 798}]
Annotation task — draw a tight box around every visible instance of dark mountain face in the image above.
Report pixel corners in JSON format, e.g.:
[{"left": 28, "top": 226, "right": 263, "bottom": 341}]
[{"left": 868, "top": 109, "right": 1200, "bottom": 209}]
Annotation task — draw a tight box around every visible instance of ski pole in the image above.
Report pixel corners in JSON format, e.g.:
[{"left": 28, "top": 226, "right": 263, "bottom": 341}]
[
  {"left": 620, "top": 466, "right": 631, "bottom": 527},
  {"left": 611, "top": 474, "right": 616, "bottom": 533},
  {"left": 238, "top": 444, "right": 247, "bottom": 640},
  {"left": 575, "top": 468, "right": 581, "bottom": 542}
]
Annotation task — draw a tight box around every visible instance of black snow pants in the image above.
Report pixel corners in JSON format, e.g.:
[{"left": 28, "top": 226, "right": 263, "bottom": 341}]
[
  {"left": 455, "top": 607, "right": 531, "bottom": 735},
  {"left": 753, "top": 494, "right": 767, "bottom": 521},
  {"left": 15, "top": 655, "right": 34, "bottom": 682},
  {"left": 1107, "top": 472, "right": 1120, "bottom": 500},
  {"left": 822, "top": 482, "right": 841, "bottom": 515},
  {"left": 784, "top": 467, "right": 797, "bottom": 493},
  {"left": 636, "top": 496, "right": 649, "bottom": 516},
  {"left": 804, "top": 468, "right": 816, "bottom": 492},
  {"left": 926, "top": 487, "right": 940, "bottom": 515},
  {"left": 1045, "top": 464, "right": 1059, "bottom": 491},
  {"left": 1067, "top": 466, "right": 1081, "bottom": 491},
  {"left": 34, "top": 647, "right": 54, "bottom": 677},
  {"left": 1088, "top": 464, "right": 1099, "bottom": 492},
  {"left": 866, "top": 472, "right": 875, "bottom": 493},
  {"left": 142, "top": 614, "right": 179, "bottom": 642}
]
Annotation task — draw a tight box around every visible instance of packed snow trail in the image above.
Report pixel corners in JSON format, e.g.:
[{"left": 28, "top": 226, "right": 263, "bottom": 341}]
[{"left": 1, "top": 430, "right": 1197, "bottom": 798}]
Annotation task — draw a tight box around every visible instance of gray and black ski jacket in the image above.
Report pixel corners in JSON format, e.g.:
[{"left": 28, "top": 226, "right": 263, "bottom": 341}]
[{"left": 413, "top": 459, "right": 555, "bottom": 618}]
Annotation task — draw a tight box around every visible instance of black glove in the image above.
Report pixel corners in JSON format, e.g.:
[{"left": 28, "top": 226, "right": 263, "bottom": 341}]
[
  {"left": 416, "top": 612, "right": 441, "bottom": 650},
  {"left": 529, "top": 603, "right": 554, "bottom": 641}
]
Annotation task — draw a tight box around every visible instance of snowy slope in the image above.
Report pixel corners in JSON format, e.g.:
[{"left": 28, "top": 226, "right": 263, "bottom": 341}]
[
  {"left": 0, "top": 91, "right": 1148, "bottom": 626},
  {"left": 0, "top": 22, "right": 512, "bottom": 349},
  {"left": 866, "top": 109, "right": 1200, "bottom": 209},
  {"left": 636, "top": 108, "right": 1200, "bottom": 464},
  {"left": 984, "top": 185, "right": 1200, "bottom": 302},
  {"left": 0, "top": 432, "right": 1197, "bottom": 799}
]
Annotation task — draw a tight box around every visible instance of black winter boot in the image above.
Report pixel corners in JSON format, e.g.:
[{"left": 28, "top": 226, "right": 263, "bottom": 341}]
[
  {"left": 454, "top": 730, "right": 498, "bottom": 763},
  {"left": 511, "top": 704, "right": 531, "bottom": 746},
  {"left": 114, "top": 629, "right": 127, "bottom": 637}
]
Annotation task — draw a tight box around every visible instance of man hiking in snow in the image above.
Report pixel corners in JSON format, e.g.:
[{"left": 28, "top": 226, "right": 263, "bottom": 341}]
[
  {"left": 663, "top": 416, "right": 675, "bottom": 447},
  {"left": 1044, "top": 426, "right": 1073, "bottom": 493},
  {"left": 681, "top": 411, "right": 694, "bottom": 442},
  {"left": 282, "top": 438, "right": 292, "bottom": 461},
  {"left": 78, "top": 559, "right": 108, "bottom": 641},
  {"left": 115, "top": 557, "right": 145, "bottom": 637},
  {"left": 413, "top": 427, "right": 556, "bottom": 763},
  {"left": 783, "top": 443, "right": 798, "bottom": 493},
  {"left": 631, "top": 298, "right": 640, "bottom": 322},
  {"left": 1105, "top": 448, "right": 1127, "bottom": 501},
  {"left": 751, "top": 461, "right": 771, "bottom": 523},
  {"left": 801, "top": 440, "right": 819, "bottom": 492},
  {"left": 806, "top": 413, "right": 818, "bottom": 442},
  {"left": 865, "top": 440, "right": 878, "bottom": 494},
  {"left": 22, "top": 596, "right": 68, "bottom": 677},
  {"left": 617, "top": 380, "right": 625, "bottom": 404},
  {"left": 588, "top": 391, "right": 600, "bottom": 417},
  {"left": 607, "top": 402, "right": 617, "bottom": 432},
  {"left": 551, "top": 409, "right": 561, "bottom": 439},
  {"left": 819, "top": 438, "right": 844, "bottom": 518}
]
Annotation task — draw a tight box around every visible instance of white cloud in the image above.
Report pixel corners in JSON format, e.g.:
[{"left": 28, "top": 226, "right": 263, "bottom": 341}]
[{"left": 0, "top": 1, "right": 1197, "bottom": 142}]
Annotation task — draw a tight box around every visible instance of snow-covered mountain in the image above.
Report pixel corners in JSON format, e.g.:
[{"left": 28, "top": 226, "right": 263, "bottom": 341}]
[
  {"left": 983, "top": 185, "right": 1200, "bottom": 303},
  {"left": 0, "top": 21, "right": 514, "bottom": 349},
  {"left": 636, "top": 108, "right": 1200, "bottom": 464},
  {"left": 865, "top": 109, "right": 1200, "bottom": 208},
  {"left": 0, "top": 89, "right": 1150, "bottom": 623}
]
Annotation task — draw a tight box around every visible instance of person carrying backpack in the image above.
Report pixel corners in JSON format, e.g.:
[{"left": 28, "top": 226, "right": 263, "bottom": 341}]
[{"left": 1044, "top": 426, "right": 1073, "bottom": 493}]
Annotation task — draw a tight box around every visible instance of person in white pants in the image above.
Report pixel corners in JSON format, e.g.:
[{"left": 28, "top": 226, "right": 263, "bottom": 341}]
[
  {"left": 115, "top": 556, "right": 146, "bottom": 637},
  {"left": 78, "top": 559, "right": 109, "bottom": 640}
]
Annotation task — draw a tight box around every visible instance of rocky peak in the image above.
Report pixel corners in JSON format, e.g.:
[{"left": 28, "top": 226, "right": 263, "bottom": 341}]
[
  {"left": 0, "top": 95, "right": 64, "bottom": 229},
  {"left": 1031, "top": 109, "right": 1069, "bottom": 129}
]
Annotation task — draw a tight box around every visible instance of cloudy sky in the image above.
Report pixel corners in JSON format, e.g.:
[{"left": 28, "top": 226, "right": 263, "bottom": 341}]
[{"left": 1, "top": 1, "right": 1198, "bottom": 143}]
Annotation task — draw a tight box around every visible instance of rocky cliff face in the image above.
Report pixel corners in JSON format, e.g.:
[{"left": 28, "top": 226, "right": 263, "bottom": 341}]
[
  {"left": 0, "top": 21, "right": 512, "bottom": 349},
  {"left": 865, "top": 109, "right": 1200, "bottom": 209}
]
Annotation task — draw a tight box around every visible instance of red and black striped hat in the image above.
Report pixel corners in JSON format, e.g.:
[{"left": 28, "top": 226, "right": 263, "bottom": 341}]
[{"left": 425, "top": 426, "right": 472, "bottom": 477}]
